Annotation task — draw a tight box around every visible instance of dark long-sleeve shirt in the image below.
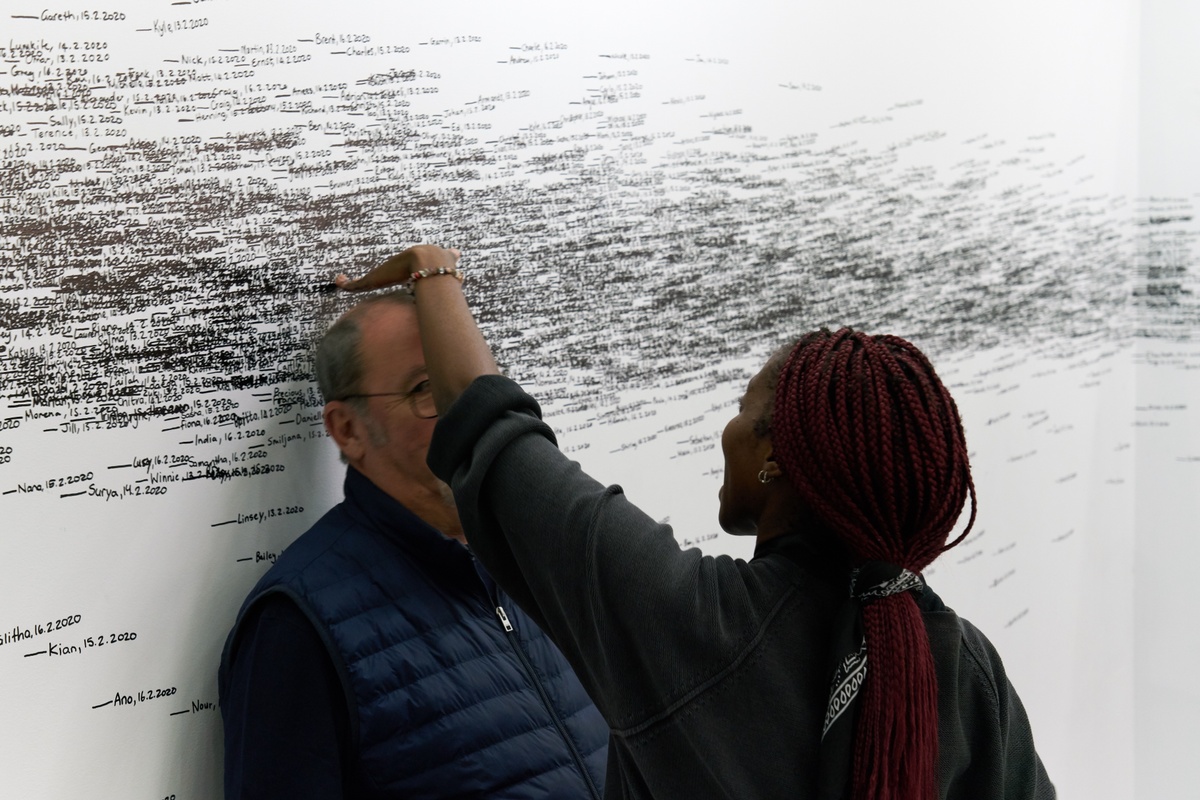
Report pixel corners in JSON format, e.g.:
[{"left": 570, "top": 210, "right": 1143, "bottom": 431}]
[
  {"left": 221, "top": 594, "right": 353, "bottom": 798},
  {"left": 428, "top": 375, "right": 1055, "bottom": 800}
]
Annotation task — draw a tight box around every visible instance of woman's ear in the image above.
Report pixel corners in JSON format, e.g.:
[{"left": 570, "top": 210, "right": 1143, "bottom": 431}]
[{"left": 759, "top": 452, "right": 785, "bottom": 483}]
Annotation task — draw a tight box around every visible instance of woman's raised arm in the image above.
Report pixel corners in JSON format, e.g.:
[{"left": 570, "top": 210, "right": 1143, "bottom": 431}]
[{"left": 336, "top": 244, "right": 499, "bottom": 414}]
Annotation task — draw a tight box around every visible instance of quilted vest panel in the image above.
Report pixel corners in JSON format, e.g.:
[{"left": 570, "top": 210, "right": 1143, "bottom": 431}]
[{"left": 227, "top": 475, "right": 607, "bottom": 799}]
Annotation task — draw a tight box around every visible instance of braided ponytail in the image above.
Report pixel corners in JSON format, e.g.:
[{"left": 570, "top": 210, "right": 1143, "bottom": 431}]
[{"left": 770, "top": 328, "right": 976, "bottom": 800}]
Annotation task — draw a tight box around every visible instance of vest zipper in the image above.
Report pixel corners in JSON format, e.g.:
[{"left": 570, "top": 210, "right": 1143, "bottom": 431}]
[
  {"left": 493, "top": 603, "right": 602, "bottom": 800},
  {"left": 495, "top": 606, "right": 513, "bottom": 632}
]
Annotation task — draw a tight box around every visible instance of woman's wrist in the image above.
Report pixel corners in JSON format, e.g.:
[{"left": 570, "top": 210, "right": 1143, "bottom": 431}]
[
  {"left": 334, "top": 244, "right": 460, "bottom": 293},
  {"left": 405, "top": 265, "right": 464, "bottom": 295}
]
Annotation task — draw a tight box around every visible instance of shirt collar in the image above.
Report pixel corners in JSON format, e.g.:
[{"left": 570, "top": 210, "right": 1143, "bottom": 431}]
[{"left": 340, "top": 466, "right": 472, "bottom": 576}]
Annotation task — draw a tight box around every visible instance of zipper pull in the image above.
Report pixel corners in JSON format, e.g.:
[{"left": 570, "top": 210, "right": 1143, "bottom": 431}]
[{"left": 496, "top": 606, "right": 513, "bottom": 632}]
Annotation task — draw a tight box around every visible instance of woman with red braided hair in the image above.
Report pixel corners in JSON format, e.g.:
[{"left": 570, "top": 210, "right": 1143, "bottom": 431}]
[{"left": 338, "top": 246, "right": 1055, "bottom": 800}]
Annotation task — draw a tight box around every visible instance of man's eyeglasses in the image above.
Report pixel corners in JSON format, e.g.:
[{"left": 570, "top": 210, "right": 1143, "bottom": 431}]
[{"left": 338, "top": 381, "right": 437, "bottom": 419}]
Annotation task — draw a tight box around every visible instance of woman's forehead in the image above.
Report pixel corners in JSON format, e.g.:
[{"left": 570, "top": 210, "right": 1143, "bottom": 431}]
[{"left": 746, "top": 366, "right": 772, "bottom": 397}]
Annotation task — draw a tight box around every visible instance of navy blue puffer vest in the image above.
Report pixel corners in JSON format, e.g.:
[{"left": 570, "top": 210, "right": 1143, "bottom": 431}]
[{"left": 221, "top": 468, "right": 608, "bottom": 799}]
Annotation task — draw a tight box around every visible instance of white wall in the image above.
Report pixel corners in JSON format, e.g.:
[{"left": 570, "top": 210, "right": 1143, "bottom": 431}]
[{"left": 2, "top": 2, "right": 1192, "bottom": 797}]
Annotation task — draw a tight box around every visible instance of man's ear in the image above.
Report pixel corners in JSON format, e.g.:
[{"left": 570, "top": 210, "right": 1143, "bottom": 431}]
[{"left": 324, "top": 401, "right": 366, "bottom": 464}]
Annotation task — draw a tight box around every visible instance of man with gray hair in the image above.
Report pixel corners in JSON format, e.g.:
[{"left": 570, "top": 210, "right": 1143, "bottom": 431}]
[{"left": 219, "top": 292, "right": 608, "bottom": 799}]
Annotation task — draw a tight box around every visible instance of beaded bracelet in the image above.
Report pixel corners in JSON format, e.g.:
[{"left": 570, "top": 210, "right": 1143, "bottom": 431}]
[{"left": 403, "top": 266, "right": 464, "bottom": 295}]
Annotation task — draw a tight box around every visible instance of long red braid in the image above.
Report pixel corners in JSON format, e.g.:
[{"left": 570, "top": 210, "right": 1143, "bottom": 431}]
[{"left": 769, "top": 328, "right": 977, "bottom": 800}]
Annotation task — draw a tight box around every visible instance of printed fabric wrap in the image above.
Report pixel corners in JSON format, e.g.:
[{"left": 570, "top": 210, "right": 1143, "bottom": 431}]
[{"left": 816, "top": 561, "right": 924, "bottom": 800}]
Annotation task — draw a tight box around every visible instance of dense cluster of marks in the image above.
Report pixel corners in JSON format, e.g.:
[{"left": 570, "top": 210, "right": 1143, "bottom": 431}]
[{"left": 0, "top": 39, "right": 1192, "bottom": 422}]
